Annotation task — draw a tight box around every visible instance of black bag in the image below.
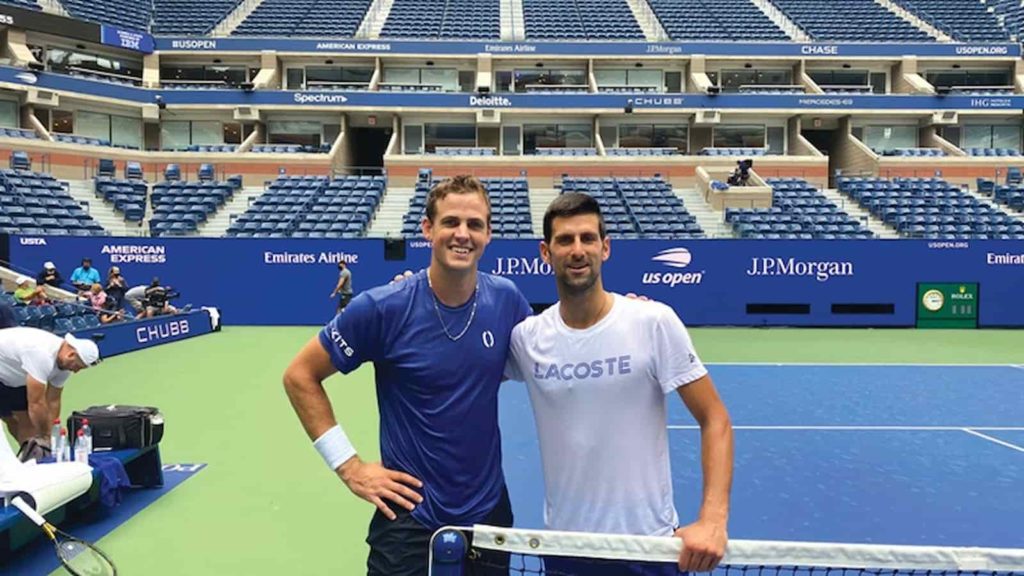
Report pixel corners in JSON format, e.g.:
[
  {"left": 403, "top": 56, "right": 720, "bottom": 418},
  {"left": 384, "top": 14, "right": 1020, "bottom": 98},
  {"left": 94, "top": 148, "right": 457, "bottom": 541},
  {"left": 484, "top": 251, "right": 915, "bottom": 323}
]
[{"left": 68, "top": 405, "right": 164, "bottom": 451}]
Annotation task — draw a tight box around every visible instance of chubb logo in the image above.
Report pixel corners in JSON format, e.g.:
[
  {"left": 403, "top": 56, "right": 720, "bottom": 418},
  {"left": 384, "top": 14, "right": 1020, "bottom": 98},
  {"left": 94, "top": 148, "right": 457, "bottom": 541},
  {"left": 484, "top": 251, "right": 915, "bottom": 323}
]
[
  {"left": 20, "top": 238, "right": 46, "bottom": 245},
  {"left": 642, "top": 248, "right": 704, "bottom": 287},
  {"left": 136, "top": 320, "right": 190, "bottom": 343}
]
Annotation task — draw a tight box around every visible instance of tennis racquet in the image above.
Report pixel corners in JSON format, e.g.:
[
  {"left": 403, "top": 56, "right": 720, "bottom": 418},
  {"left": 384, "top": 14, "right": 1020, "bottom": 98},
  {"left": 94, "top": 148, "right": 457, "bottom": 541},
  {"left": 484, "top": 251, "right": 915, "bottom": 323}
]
[{"left": 11, "top": 495, "right": 118, "bottom": 576}]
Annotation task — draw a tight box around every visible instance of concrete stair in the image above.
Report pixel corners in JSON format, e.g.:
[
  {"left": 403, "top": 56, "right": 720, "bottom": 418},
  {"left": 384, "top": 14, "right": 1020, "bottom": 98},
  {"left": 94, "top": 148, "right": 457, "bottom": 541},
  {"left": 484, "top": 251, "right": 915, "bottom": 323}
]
[
  {"left": 820, "top": 187, "right": 899, "bottom": 238},
  {"left": 64, "top": 179, "right": 146, "bottom": 237},
  {"left": 676, "top": 188, "right": 730, "bottom": 238},
  {"left": 196, "top": 186, "right": 269, "bottom": 237},
  {"left": 527, "top": 188, "right": 559, "bottom": 237},
  {"left": 366, "top": 186, "right": 417, "bottom": 237}
]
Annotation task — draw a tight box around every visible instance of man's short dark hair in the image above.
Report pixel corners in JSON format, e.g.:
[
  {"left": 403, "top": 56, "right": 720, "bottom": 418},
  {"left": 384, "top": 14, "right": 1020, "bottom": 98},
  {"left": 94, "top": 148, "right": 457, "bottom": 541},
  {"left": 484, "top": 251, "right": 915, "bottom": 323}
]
[
  {"left": 543, "top": 193, "right": 606, "bottom": 243},
  {"left": 425, "top": 175, "right": 491, "bottom": 224}
]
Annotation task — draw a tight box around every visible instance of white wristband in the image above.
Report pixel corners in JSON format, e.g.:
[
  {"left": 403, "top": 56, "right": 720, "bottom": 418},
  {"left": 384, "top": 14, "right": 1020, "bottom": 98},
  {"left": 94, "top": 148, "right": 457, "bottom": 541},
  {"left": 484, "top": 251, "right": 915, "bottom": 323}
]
[{"left": 313, "top": 425, "right": 357, "bottom": 472}]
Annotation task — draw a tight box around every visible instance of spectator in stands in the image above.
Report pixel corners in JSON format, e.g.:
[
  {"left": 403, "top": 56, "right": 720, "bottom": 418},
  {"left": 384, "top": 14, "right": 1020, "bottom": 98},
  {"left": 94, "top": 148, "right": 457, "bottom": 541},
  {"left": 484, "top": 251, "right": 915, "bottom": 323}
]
[
  {"left": 105, "top": 266, "right": 127, "bottom": 309},
  {"left": 727, "top": 159, "right": 752, "bottom": 187},
  {"left": 87, "top": 283, "right": 108, "bottom": 311},
  {"left": 330, "top": 261, "right": 354, "bottom": 313},
  {"left": 137, "top": 278, "right": 177, "bottom": 319},
  {"left": 70, "top": 258, "right": 101, "bottom": 292},
  {"left": 13, "top": 276, "right": 47, "bottom": 306},
  {"left": 98, "top": 297, "right": 124, "bottom": 325},
  {"left": 36, "top": 262, "right": 63, "bottom": 289},
  {"left": 125, "top": 284, "right": 148, "bottom": 314},
  {"left": 0, "top": 328, "right": 100, "bottom": 450}
]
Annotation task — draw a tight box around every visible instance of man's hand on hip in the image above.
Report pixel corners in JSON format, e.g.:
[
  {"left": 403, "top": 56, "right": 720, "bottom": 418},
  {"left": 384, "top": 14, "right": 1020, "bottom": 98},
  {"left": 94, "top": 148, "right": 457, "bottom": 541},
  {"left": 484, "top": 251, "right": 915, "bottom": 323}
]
[
  {"left": 338, "top": 457, "right": 424, "bottom": 520},
  {"left": 674, "top": 518, "right": 728, "bottom": 572}
]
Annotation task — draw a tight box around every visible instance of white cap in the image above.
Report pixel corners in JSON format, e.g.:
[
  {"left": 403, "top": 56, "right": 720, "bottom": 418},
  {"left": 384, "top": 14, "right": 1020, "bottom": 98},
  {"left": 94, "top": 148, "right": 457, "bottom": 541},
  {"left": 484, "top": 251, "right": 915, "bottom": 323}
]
[
  {"left": 63, "top": 334, "right": 101, "bottom": 366},
  {"left": 44, "top": 261, "right": 55, "bottom": 270},
  {"left": 15, "top": 275, "right": 29, "bottom": 285}
]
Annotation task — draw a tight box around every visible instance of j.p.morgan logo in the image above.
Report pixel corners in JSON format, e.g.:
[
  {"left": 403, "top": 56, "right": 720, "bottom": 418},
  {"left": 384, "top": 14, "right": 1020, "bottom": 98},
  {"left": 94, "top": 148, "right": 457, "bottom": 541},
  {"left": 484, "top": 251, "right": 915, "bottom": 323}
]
[
  {"left": 642, "top": 248, "right": 704, "bottom": 287},
  {"left": 746, "top": 257, "right": 853, "bottom": 282},
  {"left": 491, "top": 257, "right": 553, "bottom": 276}
]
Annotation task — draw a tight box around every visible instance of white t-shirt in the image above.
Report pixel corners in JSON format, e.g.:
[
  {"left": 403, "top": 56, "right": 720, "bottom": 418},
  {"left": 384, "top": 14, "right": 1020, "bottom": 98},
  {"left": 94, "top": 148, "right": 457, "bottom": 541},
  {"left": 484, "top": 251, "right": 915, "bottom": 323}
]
[
  {"left": 506, "top": 294, "right": 707, "bottom": 537},
  {"left": 0, "top": 327, "right": 70, "bottom": 389}
]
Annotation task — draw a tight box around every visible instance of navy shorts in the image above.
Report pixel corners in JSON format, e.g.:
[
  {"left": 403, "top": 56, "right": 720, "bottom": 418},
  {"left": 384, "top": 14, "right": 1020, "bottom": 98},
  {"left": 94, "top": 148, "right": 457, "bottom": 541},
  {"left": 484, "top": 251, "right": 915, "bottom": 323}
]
[
  {"left": 366, "top": 485, "right": 513, "bottom": 576},
  {"left": 0, "top": 384, "right": 28, "bottom": 417}
]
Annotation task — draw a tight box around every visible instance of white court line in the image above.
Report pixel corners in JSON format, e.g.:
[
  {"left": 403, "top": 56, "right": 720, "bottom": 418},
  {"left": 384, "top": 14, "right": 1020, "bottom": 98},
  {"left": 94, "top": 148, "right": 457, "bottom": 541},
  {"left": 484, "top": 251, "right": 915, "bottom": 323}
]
[
  {"left": 962, "top": 429, "right": 1024, "bottom": 454},
  {"left": 706, "top": 362, "right": 1020, "bottom": 368},
  {"left": 667, "top": 425, "right": 1024, "bottom": 431}
]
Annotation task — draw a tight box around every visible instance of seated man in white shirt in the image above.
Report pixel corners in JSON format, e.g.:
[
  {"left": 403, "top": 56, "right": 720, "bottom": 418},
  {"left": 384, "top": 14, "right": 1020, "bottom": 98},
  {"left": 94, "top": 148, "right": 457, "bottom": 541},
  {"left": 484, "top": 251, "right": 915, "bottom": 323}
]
[{"left": 505, "top": 193, "right": 734, "bottom": 575}]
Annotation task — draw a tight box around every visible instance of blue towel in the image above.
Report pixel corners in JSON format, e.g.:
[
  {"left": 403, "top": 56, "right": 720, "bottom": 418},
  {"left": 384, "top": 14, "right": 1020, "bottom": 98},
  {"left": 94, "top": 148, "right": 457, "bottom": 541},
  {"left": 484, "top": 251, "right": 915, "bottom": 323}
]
[{"left": 88, "top": 454, "right": 132, "bottom": 507}]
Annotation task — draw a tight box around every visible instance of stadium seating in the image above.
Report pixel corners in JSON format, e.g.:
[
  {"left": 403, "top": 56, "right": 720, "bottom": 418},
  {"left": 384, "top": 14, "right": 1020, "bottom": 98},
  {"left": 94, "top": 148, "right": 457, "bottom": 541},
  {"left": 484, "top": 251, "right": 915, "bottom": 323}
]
[
  {"left": 432, "top": 147, "right": 497, "bottom": 156},
  {"left": 533, "top": 148, "right": 598, "bottom": 156},
  {"left": 95, "top": 176, "right": 148, "bottom": 223},
  {"left": 148, "top": 180, "right": 239, "bottom": 237},
  {"left": 225, "top": 176, "right": 383, "bottom": 238},
  {"left": 878, "top": 148, "right": 947, "bottom": 157},
  {"left": 250, "top": 144, "right": 330, "bottom": 154},
  {"left": 523, "top": 0, "right": 643, "bottom": 39},
  {"left": 0, "top": 0, "right": 41, "bottom": 10},
  {"left": 0, "top": 128, "right": 40, "bottom": 140},
  {"left": 185, "top": 145, "right": 239, "bottom": 153},
  {"left": 606, "top": 148, "right": 677, "bottom": 156},
  {"left": 965, "top": 148, "right": 1022, "bottom": 157},
  {"left": 6, "top": 297, "right": 104, "bottom": 332},
  {"left": 381, "top": 0, "right": 501, "bottom": 38},
  {"left": 699, "top": 148, "right": 768, "bottom": 157},
  {"left": 560, "top": 177, "right": 703, "bottom": 239},
  {"left": 892, "top": 0, "right": 1007, "bottom": 41},
  {"left": 989, "top": 0, "right": 1022, "bottom": 40},
  {"left": 647, "top": 0, "right": 787, "bottom": 40},
  {"left": 52, "top": 134, "right": 132, "bottom": 149},
  {"left": 727, "top": 178, "right": 873, "bottom": 240},
  {"left": 0, "top": 168, "right": 106, "bottom": 236},
  {"left": 58, "top": 0, "right": 153, "bottom": 31},
  {"left": 401, "top": 176, "right": 532, "bottom": 238},
  {"left": 233, "top": 0, "right": 372, "bottom": 36},
  {"left": 838, "top": 176, "right": 1024, "bottom": 239},
  {"left": 992, "top": 185, "right": 1024, "bottom": 212},
  {"left": 771, "top": 0, "right": 932, "bottom": 41},
  {"left": 152, "top": 0, "right": 244, "bottom": 35}
]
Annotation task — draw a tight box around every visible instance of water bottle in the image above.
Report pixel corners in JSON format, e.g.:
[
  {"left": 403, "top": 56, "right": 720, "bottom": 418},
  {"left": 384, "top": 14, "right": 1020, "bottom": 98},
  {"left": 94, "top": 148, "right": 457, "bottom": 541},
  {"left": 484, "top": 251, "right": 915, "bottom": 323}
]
[
  {"left": 58, "top": 428, "right": 69, "bottom": 463},
  {"left": 50, "top": 419, "right": 60, "bottom": 457},
  {"left": 74, "top": 430, "right": 88, "bottom": 464},
  {"left": 81, "top": 418, "right": 92, "bottom": 455}
]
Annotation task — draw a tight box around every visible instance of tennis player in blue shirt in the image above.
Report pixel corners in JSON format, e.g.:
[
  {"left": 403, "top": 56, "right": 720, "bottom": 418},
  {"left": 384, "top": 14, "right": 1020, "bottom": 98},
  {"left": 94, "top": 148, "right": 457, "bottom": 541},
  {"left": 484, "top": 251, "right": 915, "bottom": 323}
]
[{"left": 283, "top": 175, "right": 531, "bottom": 576}]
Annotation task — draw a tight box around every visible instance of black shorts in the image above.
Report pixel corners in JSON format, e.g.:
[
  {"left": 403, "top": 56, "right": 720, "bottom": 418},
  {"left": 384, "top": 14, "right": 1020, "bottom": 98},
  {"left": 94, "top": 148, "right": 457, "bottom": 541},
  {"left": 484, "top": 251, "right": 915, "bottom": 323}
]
[
  {"left": 0, "top": 384, "right": 28, "bottom": 417},
  {"left": 366, "top": 485, "right": 513, "bottom": 576},
  {"left": 337, "top": 293, "right": 353, "bottom": 312}
]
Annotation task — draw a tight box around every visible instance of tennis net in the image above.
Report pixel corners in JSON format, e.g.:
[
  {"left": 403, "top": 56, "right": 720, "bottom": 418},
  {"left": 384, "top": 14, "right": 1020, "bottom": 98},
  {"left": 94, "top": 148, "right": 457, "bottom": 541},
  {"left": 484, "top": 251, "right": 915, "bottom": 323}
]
[{"left": 428, "top": 525, "right": 1024, "bottom": 576}]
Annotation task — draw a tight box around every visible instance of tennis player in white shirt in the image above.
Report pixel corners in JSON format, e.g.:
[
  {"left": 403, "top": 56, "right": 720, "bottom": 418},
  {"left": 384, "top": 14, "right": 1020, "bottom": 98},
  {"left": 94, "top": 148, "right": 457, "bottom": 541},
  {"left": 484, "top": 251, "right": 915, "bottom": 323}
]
[{"left": 505, "top": 192, "right": 734, "bottom": 575}]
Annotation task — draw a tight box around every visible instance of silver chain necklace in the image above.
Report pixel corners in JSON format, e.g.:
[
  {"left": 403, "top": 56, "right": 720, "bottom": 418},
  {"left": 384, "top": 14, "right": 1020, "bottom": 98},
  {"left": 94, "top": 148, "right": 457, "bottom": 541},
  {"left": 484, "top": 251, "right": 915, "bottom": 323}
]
[{"left": 427, "top": 275, "right": 478, "bottom": 342}]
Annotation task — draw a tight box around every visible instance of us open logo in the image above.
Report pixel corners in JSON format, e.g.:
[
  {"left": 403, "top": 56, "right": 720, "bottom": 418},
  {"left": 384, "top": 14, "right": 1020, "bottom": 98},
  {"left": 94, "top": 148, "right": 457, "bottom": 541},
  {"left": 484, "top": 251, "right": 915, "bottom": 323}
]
[{"left": 641, "top": 248, "right": 705, "bottom": 287}]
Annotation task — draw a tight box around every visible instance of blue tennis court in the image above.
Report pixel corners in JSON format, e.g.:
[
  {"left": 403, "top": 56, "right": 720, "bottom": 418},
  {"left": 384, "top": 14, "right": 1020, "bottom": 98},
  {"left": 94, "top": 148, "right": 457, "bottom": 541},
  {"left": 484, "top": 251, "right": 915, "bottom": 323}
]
[{"left": 499, "top": 364, "right": 1024, "bottom": 549}]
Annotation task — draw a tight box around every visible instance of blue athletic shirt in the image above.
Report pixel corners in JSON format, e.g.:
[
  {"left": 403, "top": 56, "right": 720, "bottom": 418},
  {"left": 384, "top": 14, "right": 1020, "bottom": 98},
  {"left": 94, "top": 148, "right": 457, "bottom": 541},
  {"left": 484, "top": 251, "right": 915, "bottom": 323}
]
[{"left": 318, "top": 269, "right": 532, "bottom": 529}]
